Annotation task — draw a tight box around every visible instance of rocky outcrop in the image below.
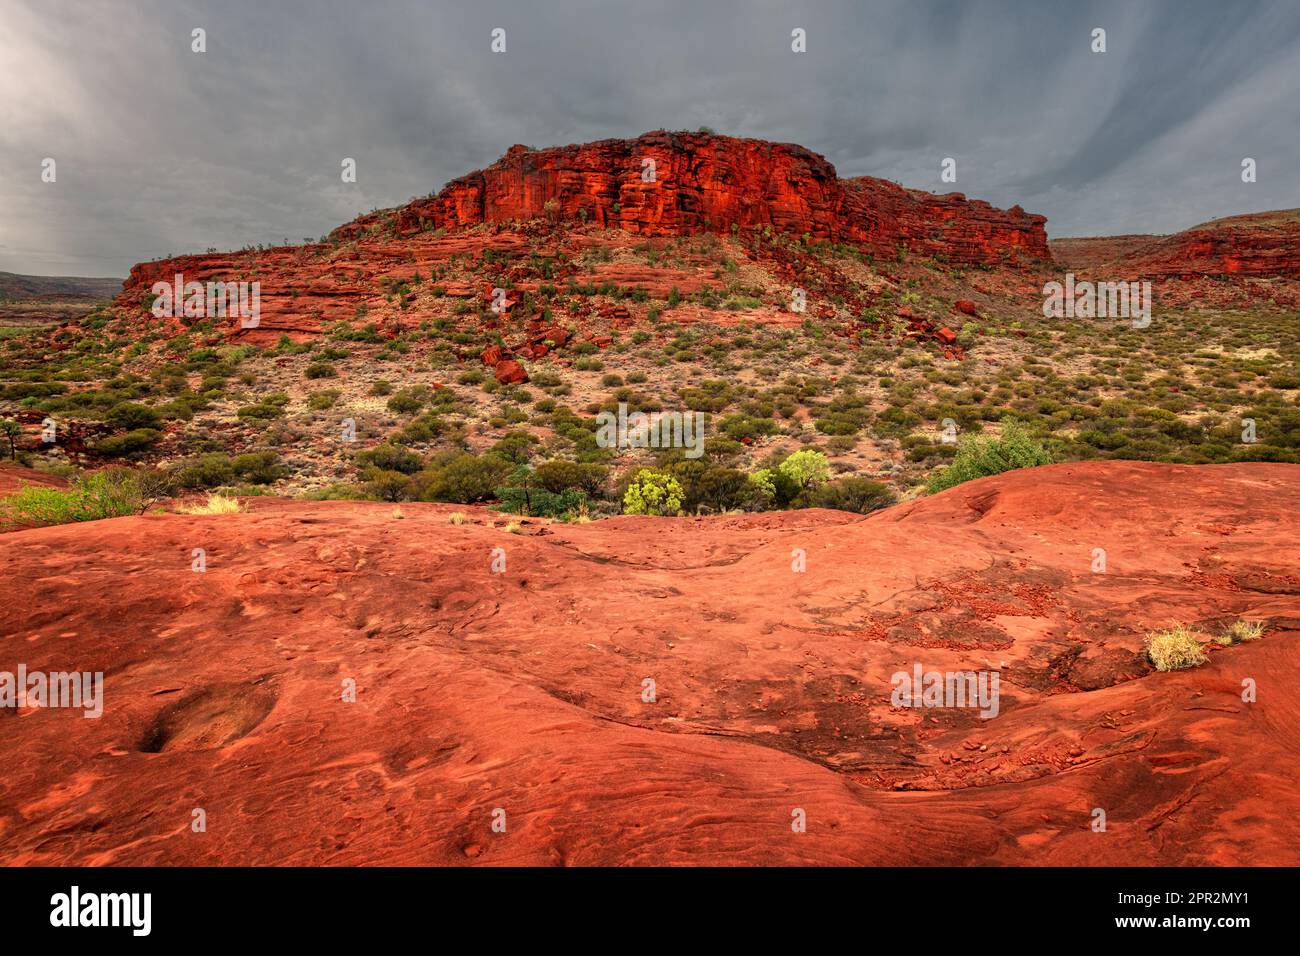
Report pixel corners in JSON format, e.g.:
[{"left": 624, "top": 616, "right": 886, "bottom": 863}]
[
  {"left": 110, "top": 132, "right": 1051, "bottom": 345},
  {"left": 332, "top": 131, "right": 1051, "bottom": 265},
  {"left": 1051, "top": 209, "right": 1300, "bottom": 279}
]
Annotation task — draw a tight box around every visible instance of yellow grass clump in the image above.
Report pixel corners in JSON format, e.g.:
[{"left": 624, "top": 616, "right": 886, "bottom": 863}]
[
  {"left": 177, "top": 493, "right": 242, "bottom": 515},
  {"left": 1145, "top": 625, "right": 1208, "bottom": 671}
]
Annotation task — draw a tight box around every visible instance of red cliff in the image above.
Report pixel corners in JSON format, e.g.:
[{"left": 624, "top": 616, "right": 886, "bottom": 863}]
[
  {"left": 1052, "top": 209, "right": 1300, "bottom": 279},
  {"left": 331, "top": 131, "right": 1051, "bottom": 264}
]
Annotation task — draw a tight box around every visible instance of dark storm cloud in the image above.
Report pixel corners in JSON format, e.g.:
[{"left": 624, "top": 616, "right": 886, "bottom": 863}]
[{"left": 2, "top": 0, "right": 1296, "bottom": 276}]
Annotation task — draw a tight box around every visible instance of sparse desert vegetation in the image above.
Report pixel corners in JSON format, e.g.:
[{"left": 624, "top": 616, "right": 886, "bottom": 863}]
[{"left": 1145, "top": 625, "right": 1210, "bottom": 671}]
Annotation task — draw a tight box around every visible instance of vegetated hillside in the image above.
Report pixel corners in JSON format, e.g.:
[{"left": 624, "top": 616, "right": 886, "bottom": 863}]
[{"left": 0, "top": 133, "right": 1297, "bottom": 515}]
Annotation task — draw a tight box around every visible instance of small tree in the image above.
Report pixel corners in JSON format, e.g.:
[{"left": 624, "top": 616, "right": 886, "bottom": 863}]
[
  {"left": 779, "top": 449, "right": 830, "bottom": 491},
  {"left": 925, "top": 419, "right": 1052, "bottom": 494},
  {"left": 0, "top": 419, "right": 20, "bottom": 460}
]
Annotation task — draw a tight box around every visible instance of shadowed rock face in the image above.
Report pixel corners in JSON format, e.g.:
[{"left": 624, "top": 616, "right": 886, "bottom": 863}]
[
  {"left": 331, "top": 131, "right": 1052, "bottom": 264},
  {"left": 2, "top": 460, "right": 1298, "bottom": 865}
]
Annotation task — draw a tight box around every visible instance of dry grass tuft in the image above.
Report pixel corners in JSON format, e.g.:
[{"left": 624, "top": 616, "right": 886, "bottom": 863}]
[
  {"left": 177, "top": 493, "right": 242, "bottom": 515},
  {"left": 1145, "top": 625, "right": 1208, "bottom": 671},
  {"left": 1220, "top": 619, "right": 1264, "bottom": 645}
]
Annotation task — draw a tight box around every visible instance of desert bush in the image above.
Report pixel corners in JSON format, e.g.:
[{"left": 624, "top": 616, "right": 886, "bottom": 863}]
[
  {"left": 387, "top": 386, "right": 428, "bottom": 414},
  {"left": 491, "top": 430, "right": 539, "bottom": 464},
  {"left": 173, "top": 453, "right": 235, "bottom": 489},
  {"left": 0, "top": 419, "right": 19, "bottom": 459},
  {"left": 495, "top": 485, "right": 587, "bottom": 518},
  {"left": 106, "top": 402, "right": 162, "bottom": 430},
  {"left": 394, "top": 413, "right": 449, "bottom": 445},
  {"left": 668, "top": 461, "right": 752, "bottom": 513},
  {"left": 0, "top": 467, "right": 171, "bottom": 525},
  {"left": 623, "top": 468, "right": 684, "bottom": 516},
  {"left": 1219, "top": 619, "right": 1265, "bottom": 645},
  {"left": 802, "top": 477, "right": 896, "bottom": 514},
  {"left": 412, "top": 453, "right": 512, "bottom": 504},
  {"left": 304, "top": 361, "right": 337, "bottom": 379},
  {"left": 1145, "top": 625, "right": 1208, "bottom": 671},
  {"left": 236, "top": 393, "right": 289, "bottom": 420},
  {"left": 96, "top": 428, "right": 161, "bottom": 456},
  {"left": 176, "top": 493, "right": 242, "bottom": 515},
  {"left": 534, "top": 460, "right": 608, "bottom": 496},
  {"left": 300, "top": 482, "right": 368, "bottom": 501},
  {"left": 925, "top": 419, "right": 1052, "bottom": 494},
  {"left": 306, "top": 389, "right": 341, "bottom": 410},
  {"left": 231, "top": 451, "right": 287, "bottom": 485},
  {"left": 355, "top": 443, "right": 423, "bottom": 475},
  {"left": 364, "top": 469, "right": 412, "bottom": 502}
]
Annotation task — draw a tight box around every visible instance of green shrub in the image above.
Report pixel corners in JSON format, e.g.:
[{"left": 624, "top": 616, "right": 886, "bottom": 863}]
[
  {"left": 779, "top": 449, "right": 831, "bottom": 490},
  {"left": 301, "top": 482, "right": 369, "bottom": 500},
  {"left": 387, "top": 387, "right": 428, "bottom": 414},
  {"left": 364, "top": 469, "right": 412, "bottom": 502},
  {"left": 231, "top": 451, "right": 287, "bottom": 485},
  {"left": 802, "top": 477, "right": 896, "bottom": 514},
  {"left": 174, "top": 453, "right": 235, "bottom": 489},
  {"left": 925, "top": 419, "right": 1052, "bottom": 494},
  {"left": 304, "top": 361, "right": 337, "bottom": 379},
  {"left": 236, "top": 401, "right": 285, "bottom": 421},
  {"left": 413, "top": 453, "right": 512, "bottom": 504},
  {"left": 494, "top": 485, "right": 587, "bottom": 517},
  {"left": 623, "top": 468, "right": 684, "bottom": 516},
  {"left": 394, "top": 413, "right": 448, "bottom": 445},
  {"left": 106, "top": 402, "right": 162, "bottom": 430},
  {"left": 491, "top": 430, "right": 539, "bottom": 464},
  {"left": 95, "top": 428, "right": 161, "bottom": 456},
  {"left": 0, "top": 468, "right": 171, "bottom": 525},
  {"left": 355, "top": 443, "right": 423, "bottom": 475},
  {"left": 668, "top": 461, "right": 750, "bottom": 512},
  {"left": 534, "top": 460, "right": 608, "bottom": 496},
  {"left": 306, "top": 389, "right": 341, "bottom": 410}
]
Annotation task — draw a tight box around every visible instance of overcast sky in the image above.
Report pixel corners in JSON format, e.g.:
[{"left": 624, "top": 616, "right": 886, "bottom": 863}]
[{"left": 2, "top": 0, "right": 1296, "bottom": 277}]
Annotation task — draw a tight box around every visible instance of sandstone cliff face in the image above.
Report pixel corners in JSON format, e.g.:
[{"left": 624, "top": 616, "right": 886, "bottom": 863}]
[
  {"left": 1051, "top": 210, "right": 1300, "bottom": 279},
  {"left": 1113, "top": 209, "right": 1300, "bottom": 278},
  {"left": 112, "top": 132, "right": 1053, "bottom": 343},
  {"left": 331, "top": 131, "right": 1051, "bottom": 264}
]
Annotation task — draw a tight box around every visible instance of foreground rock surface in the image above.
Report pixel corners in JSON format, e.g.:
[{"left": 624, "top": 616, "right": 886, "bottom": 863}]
[{"left": 1, "top": 461, "right": 1298, "bottom": 865}]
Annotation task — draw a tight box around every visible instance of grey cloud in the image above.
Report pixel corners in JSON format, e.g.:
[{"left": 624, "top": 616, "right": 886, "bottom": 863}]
[{"left": 1, "top": 0, "right": 1296, "bottom": 275}]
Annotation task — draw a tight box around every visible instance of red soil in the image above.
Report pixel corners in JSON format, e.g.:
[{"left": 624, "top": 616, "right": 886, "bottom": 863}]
[
  {"left": 0, "top": 463, "right": 66, "bottom": 496},
  {"left": 1, "top": 460, "right": 1297, "bottom": 865}
]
